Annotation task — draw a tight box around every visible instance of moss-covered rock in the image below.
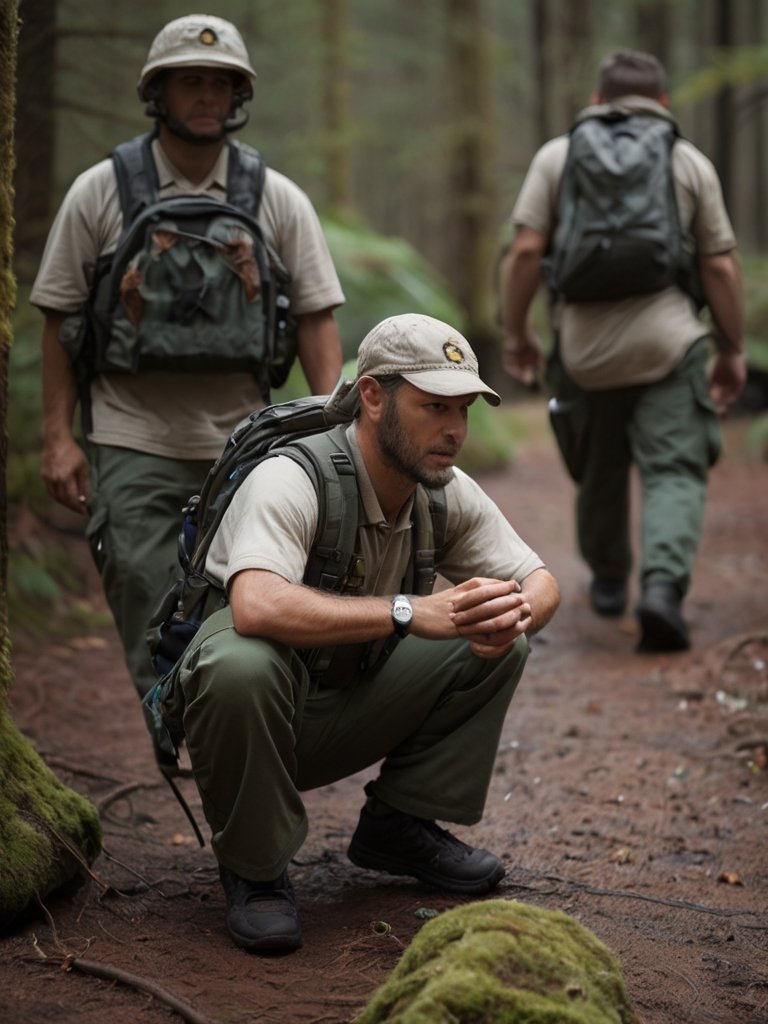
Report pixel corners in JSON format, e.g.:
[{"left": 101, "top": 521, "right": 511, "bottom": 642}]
[
  {"left": 0, "top": 707, "right": 102, "bottom": 930},
  {"left": 356, "top": 899, "right": 640, "bottom": 1024}
]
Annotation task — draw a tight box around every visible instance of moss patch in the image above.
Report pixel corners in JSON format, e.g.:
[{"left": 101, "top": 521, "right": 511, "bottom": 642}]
[
  {"left": 0, "top": 708, "right": 102, "bottom": 930},
  {"left": 356, "top": 899, "right": 640, "bottom": 1024}
]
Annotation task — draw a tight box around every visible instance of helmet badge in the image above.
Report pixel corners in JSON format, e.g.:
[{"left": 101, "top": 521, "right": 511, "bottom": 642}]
[
  {"left": 199, "top": 28, "right": 218, "bottom": 46},
  {"left": 443, "top": 341, "right": 466, "bottom": 365}
]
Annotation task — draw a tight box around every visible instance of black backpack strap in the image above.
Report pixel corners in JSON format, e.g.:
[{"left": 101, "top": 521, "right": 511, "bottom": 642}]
[
  {"left": 288, "top": 425, "right": 359, "bottom": 591},
  {"left": 111, "top": 131, "right": 160, "bottom": 231},
  {"left": 409, "top": 484, "right": 448, "bottom": 596},
  {"left": 225, "top": 139, "right": 266, "bottom": 219}
]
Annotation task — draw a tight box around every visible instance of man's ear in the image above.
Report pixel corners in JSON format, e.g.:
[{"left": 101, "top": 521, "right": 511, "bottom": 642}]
[
  {"left": 357, "top": 376, "right": 387, "bottom": 422},
  {"left": 658, "top": 92, "right": 670, "bottom": 108}
]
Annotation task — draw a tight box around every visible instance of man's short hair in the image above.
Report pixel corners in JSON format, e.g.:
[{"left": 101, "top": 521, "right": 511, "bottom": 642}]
[{"left": 597, "top": 51, "right": 667, "bottom": 101}]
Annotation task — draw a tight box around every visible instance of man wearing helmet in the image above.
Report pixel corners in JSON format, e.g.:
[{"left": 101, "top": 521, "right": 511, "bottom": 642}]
[{"left": 31, "top": 15, "right": 345, "bottom": 702}]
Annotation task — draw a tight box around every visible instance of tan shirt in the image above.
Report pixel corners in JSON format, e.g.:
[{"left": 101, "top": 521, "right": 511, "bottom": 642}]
[
  {"left": 205, "top": 422, "right": 545, "bottom": 593},
  {"left": 511, "top": 97, "right": 737, "bottom": 389},
  {"left": 31, "top": 140, "right": 345, "bottom": 458}
]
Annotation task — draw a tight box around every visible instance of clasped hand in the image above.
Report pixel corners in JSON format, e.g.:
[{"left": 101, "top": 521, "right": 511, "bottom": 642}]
[{"left": 416, "top": 577, "right": 531, "bottom": 659}]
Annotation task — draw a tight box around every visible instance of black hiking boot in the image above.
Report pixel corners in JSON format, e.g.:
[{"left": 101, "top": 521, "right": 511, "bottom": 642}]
[
  {"left": 347, "top": 805, "right": 505, "bottom": 895},
  {"left": 636, "top": 581, "right": 690, "bottom": 652},
  {"left": 589, "top": 577, "right": 628, "bottom": 617},
  {"left": 219, "top": 865, "right": 302, "bottom": 954}
]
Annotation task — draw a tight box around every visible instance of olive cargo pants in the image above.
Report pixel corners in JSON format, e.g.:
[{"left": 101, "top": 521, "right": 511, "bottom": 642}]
[
  {"left": 164, "top": 606, "right": 530, "bottom": 881},
  {"left": 553, "top": 339, "right": 721, "bottom": 593},
  {"left": 86, "top": 445, "right": 213, "bottom": 697}
]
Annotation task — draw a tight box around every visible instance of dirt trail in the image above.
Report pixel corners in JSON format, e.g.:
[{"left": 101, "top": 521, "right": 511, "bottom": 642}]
[{"left": 3, "top": 399, "right": 767, "bottom": 1024}]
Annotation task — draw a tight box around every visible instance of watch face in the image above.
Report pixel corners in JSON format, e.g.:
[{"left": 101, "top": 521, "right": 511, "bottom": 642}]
[{"left": 392, "top": 595, "right": 412, "bottom": 624}]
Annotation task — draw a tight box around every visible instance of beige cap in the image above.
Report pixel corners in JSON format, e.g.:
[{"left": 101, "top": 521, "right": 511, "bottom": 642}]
[
  {"left": 356, "top": 314, "right": 500, "bottom": 406},
  {"left": 138, "top": 15, "right": 257, "bottom": 100}
]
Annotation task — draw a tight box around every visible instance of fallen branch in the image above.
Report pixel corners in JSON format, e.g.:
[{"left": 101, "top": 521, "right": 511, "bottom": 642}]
[
  {"left": 30, "top": 904, "right": 216, "bottom": 1024},
  {"left": 40, "top": 756, "right": 123, "bottom": 786},
  {"left": 97, "top": 780, "right": 163, "bottom": 815},
  {"left": 510, "top": 871, "right": 763, "bottom": 919},
  {"left": 712, "top": 630, "right": 768, "bottom": 684},
  {"left": 62, "top": 956, "right": 216, "bottom": 1024}
]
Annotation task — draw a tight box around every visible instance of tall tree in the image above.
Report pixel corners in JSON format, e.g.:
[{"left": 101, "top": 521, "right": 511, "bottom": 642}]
[
  {"left": 0, "top": 0, "right": 101, "bottom": 931},
  {"left": 531, "top": 0, "right": 553, "bottom": 145},
  {"left": 634, "top": 0, "right": 673, "bottom": 71},
  {"left": 713, "top": 0, "right": 735, "bottom": 206},
  {"left": 444, "top": 0, "right": 497, "bottom": 337},
  {"left": 13, "top": 0, "right": 57, "bottom": 282},
  {"left": 319, "top": 0, "right": 352, "bottom": 211}
]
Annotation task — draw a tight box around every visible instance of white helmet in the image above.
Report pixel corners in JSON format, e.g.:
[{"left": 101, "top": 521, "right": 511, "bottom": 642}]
[{"left": 138, "top": 14, "right": 257, "bottom": 102}]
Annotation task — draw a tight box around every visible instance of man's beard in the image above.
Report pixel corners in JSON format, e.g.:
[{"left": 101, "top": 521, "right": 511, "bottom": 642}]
[
  {"left": 163, "top": 112, "right": 228, "bottom": 145},
  {"left": 378, "top": 395, "right": 457, "bottom": 488}
]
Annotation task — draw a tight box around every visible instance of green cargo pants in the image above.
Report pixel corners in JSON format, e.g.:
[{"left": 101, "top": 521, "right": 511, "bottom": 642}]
[
  {"left": 164, "top": 606, "right": 530, "bottom": 881},
  {"left": 85, "top": 445, "right": 213, "bottom": 697},
  {"left": 554, "top": 338, "right": 722, "bottom": 593}
]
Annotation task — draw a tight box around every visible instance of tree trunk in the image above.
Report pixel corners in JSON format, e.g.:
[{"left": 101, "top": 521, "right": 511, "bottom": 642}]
[
  {"left": 13, "top": 0, "right": 57, "bottom": 283},
  {"left": 0, "top": 0, "right": 101, "bottom": 933},
  {"left": 444, "top": 0, "right": 497, "bottom": 341},
  {"left": 320, "top": 0, "right": 352, "bottom": 211},
  {"left": 531, "top": 0, "right": 553, "bottom": 146},
  {"left": 634, "top": 1, "right": 673, "bottom": 72},
  {"left": 713, "top": 0, "right": 734, "bottom": 207}
]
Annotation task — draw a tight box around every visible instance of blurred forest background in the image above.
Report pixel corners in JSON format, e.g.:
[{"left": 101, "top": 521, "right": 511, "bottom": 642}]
[{"left": 7, "top": 0, "right": 768, "bottom": 635}]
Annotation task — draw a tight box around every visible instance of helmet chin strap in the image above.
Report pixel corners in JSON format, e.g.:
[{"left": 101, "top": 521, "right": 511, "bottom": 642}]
[{"left": 150, "top": 101, "right": 249, "bottom": 144}]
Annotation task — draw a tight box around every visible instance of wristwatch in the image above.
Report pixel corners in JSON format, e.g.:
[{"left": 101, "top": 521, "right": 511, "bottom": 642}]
[{"left": 391, "top": 594, "right": 413, "bottom": 638}]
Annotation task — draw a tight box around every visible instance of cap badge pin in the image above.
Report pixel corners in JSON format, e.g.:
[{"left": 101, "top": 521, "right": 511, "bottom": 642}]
[
  {"left": 199, "top": 28, "right": 218, "bottom": 45},
  {"left": 443, "top": 341, "right": 465, "bottom": 365}
]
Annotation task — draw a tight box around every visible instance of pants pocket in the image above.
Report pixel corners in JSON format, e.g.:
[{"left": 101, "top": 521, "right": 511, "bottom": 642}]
[
  {"left": 692, "top": 373, "right": 723, "bottom": 467},
  {"left": 84, "top": 503, "right": 109, "bottom": 574}
]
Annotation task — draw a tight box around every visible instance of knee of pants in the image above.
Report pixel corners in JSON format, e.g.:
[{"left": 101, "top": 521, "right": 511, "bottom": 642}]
[{"left": 183, "top": 630, "right": 302, "bottom": 725}]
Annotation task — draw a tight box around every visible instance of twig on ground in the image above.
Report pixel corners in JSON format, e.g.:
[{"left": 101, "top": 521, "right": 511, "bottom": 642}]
[
  {"left": 62, "top": 956, "right": 216, "bottom": 1024},
  {"left": 510, "top": 871, "right": 763, "bottom": 919},
  {"left": 40, "top": 756, "right": 123, "bottom": 785},
  {"left": 30, "top": 904, "right": 216, "bottom": 1024},
  {"left": 97, "top": 780, "right": 163, "bottom": 815},
  {"left": 713, "top": 631, "right": 768, "bottom": 684}
]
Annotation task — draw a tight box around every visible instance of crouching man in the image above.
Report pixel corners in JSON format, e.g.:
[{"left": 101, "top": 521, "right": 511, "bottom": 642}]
[{"left": 158, "top": 313, "right": 560, "bottom": 953}]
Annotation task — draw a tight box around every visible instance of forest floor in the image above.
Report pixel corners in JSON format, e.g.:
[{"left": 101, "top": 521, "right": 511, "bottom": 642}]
[{"left": 2, "top": 398, "right": 768, "bottom": 1024}]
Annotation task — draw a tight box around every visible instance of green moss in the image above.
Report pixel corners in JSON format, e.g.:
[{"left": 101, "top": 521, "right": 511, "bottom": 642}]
[
  {"left": 356, "top": 900, "right": 639, "bottom": 1024},
  {"left": 0, "top": 708, "right": 102, "bottom": 929}
]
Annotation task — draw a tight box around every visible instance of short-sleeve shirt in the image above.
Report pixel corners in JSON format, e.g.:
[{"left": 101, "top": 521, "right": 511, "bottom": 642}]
[
  {"left": 205, "top": 422, "right": 545, "bottom": 594},
  {"left": 31, "top": 139, "right": 345, "bottom": 459},
  {"left": 510, "top": 97, "right": 737, "bottom": 389}
]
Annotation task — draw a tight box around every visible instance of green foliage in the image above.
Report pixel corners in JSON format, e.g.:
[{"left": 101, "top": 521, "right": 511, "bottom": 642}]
[
  {"left": 356, "top": 899, "right": 640, "bottom": 1024},
  {"left": 321, "top": 214, "right": 464, "bottom": 362},
  {"left": 7, "top": 541, "right": 110, "bottom": 645},
  {"left": 746, "top": 413, "right": 768, "bottom": 460},
  {"left": 741, "top": 254, "right": 768, "bottom": 372},
  {"left": 673, "top": 47, "right": 768, "bottom": 107}
]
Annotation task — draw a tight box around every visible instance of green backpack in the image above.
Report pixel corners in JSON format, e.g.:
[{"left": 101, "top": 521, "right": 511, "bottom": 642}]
[
  {"left": 60, "top": 131, "right": 296, "bottom": 413},
  {"left": 547, "top": 110, "right": 701, "bottom": 304},
  {"left": 142, "top": 382, "right": 448, "bottom": 784}
]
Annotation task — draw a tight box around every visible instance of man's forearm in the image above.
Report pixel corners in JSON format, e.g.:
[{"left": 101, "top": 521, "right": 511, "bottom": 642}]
[
  {"left": 499, "top": 227, "right": 547, "bottom": 337},
  {"left": 231, "top": 569, "right": 394, "bottom": 646},
  {"left": 521, "top": 567, "right": 560, "bottom": 637},
  {"left": 42, "top": 311, "right": 79, "bottom": 441},
  {"left": 296, "top": 308, "right": 344, "bottom": 395},
  {"left": 699, "top": 251, "right": 745, "bottom": 354}
]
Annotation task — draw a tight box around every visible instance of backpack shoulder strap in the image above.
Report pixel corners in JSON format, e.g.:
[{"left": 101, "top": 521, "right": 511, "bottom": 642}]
[
  {"left": 409, "top": 484, "right": 448, "bottom": 596},
  {"left": 225, "top": 139, "right": 266, "bottom": 219},
  {"left": 111, "top": 131, "right": 160, "bottom": 229},
  {"left": 287, "top": 424, "right": 359, "bottom": 590}
]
